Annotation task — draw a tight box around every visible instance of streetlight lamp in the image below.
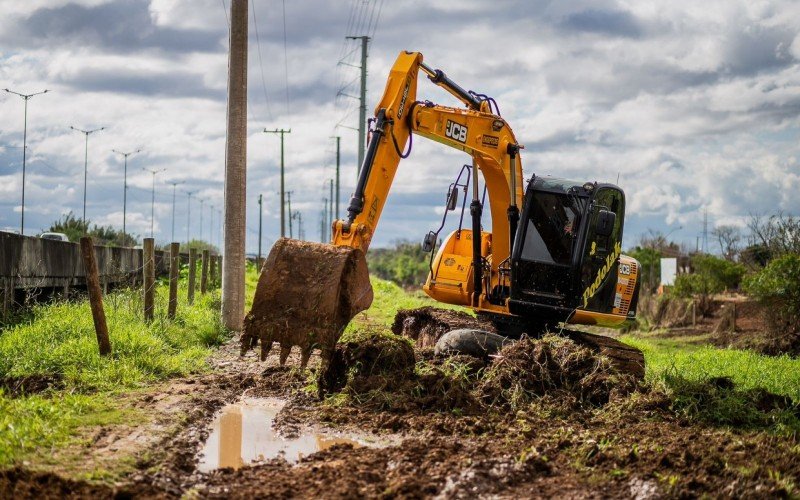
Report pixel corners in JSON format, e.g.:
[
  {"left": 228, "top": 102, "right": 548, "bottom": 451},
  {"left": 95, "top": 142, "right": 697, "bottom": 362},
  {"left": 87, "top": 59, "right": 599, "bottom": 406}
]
[
  {"left": 70, "top": 125, "right": 104, "bottom": 230},
  {"left": 142, "top": 167, "right": 166, "bottom": 238},
  {"left": 112, "top": 148, "right": 141, "bottom": 244},
  {"left": 4, "top": 88, "right": 49, "bottom": 235}
]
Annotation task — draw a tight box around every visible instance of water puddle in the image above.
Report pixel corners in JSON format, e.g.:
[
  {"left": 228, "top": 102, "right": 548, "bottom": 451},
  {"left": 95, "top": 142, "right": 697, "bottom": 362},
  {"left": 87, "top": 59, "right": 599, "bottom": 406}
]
[{"left": 197, "top": 397, "right": 383, "bottom": 472}]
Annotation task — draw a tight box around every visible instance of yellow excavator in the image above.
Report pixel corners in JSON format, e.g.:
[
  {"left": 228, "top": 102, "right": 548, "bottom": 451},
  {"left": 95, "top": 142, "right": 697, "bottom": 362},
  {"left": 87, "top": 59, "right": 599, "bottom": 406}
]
[{"left": 241, "top": 51, "right": 641, "bottom": 366}]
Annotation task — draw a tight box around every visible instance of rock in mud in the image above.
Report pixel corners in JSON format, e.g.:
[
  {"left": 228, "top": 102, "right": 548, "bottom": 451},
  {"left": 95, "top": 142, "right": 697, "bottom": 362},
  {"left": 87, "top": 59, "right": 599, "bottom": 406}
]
[
  {"left": 241, "top": 238, "right": 373, "bottom": 367},
  {"left": 479, "top": 335, "right": 638, "bottom": 408}
]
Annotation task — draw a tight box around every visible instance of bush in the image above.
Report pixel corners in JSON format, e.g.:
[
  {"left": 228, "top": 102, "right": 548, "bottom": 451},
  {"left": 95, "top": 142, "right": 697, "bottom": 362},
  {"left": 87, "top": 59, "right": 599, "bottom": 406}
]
[
  {"left": 368, "top": 240, "right": 430, "bottom": 288},
  {"left": 673, "top": 254, "right": 745, "bottom": 298},
  {"left": 743, "top": 254, "right": 800, "bottom": 353}
]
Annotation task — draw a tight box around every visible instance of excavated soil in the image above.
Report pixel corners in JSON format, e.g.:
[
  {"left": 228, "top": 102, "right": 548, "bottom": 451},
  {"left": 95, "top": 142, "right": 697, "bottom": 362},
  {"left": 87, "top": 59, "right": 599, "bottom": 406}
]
[{"left": 3, "top": 308, "right": 799, "bottom": 498}]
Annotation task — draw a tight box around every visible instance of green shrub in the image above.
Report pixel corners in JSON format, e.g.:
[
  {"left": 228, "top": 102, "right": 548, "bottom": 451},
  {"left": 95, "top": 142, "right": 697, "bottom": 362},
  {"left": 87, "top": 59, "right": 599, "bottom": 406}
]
[
  {"left": 672, "top": 254, "right": 745, "bottom": 298},
  {"left": 744, "top": 254, "right": 800, "bottom": 346},
  {"left": 368, "top": 241, "right": 430, "bottom": 288}
]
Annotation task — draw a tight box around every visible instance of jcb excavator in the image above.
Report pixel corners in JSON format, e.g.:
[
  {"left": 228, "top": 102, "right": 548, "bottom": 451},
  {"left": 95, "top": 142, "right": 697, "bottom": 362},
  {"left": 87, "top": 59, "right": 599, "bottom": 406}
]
[{"left": 242, "top": 51, "right": 641, "bottom": 366}]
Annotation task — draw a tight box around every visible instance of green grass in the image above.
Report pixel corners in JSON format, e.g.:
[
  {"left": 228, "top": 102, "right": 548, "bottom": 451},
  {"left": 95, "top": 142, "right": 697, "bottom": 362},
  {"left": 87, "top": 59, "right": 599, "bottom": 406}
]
[
  {"left": 0, "top": 276, "right": 229, "bottom": 467},
  {"left": 350, "top": 277, "right": 466, "bottom": 328},
  {"left": 622, "top": 335, "right": 800, "bottom": 401},
  {"left": 623, "top": 335, "right": 800, "bottom": 435}
]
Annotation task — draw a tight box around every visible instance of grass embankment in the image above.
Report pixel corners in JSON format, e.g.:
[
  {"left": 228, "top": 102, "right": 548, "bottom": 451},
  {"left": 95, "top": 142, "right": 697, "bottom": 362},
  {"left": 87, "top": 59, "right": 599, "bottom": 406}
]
[{"left": 0, "top": 274, "right": 228, "bottom": 467}]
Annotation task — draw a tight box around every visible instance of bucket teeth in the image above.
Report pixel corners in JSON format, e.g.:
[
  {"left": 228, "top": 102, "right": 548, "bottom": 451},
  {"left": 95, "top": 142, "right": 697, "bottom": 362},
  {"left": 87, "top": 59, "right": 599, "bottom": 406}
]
[
  {"left": 279, "top": 344, "right": 292, "bottom": 366},
  {"left": 240, "top": 238, "right": 374, "bottom": 369},
  {"left": 260, "top": 337, "right": 272, "bottom": 361},
  {"left": 300, "top": 347, "right": 312, "bottom": 369}
]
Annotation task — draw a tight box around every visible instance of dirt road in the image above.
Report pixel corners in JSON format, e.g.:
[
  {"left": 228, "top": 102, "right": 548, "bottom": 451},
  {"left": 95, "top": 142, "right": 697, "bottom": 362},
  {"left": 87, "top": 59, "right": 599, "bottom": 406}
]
[{"left": 1, "top": 330, "right": 798, "bottom": 499}]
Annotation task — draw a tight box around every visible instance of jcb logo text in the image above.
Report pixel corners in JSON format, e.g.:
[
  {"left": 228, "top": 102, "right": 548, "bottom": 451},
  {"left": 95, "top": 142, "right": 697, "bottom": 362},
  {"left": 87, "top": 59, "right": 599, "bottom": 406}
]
[{"left": 445, "top": 120, "right": 467, "bottom": 143}]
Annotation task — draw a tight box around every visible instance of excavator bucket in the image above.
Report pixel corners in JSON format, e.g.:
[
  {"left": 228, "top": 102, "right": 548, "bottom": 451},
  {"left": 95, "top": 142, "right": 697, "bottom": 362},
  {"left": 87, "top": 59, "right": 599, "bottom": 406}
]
[{"left": 241, "top": 238, "right": 373, "bottom": 367}]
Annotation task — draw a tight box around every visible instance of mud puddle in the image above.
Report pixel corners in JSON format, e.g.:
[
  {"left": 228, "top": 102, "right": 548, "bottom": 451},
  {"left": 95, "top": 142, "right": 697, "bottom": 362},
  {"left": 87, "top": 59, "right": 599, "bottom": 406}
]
[{"left": 197, "top": 397, "right": 385, "bottom": 472}]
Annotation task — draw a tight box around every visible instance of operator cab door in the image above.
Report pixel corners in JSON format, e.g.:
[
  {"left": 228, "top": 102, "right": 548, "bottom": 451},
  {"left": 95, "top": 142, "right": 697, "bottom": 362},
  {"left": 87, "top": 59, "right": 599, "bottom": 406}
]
[
  {"left": 512, "top": 185, "right": 582, "bottom": 309},
  {"left": 579, "top": 186, "right": 625, "bottom": 314}
]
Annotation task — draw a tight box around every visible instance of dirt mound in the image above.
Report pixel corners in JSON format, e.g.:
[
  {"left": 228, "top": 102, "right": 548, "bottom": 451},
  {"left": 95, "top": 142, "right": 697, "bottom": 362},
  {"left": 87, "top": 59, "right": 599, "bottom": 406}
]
[
  {"left": 0, "top": 467, "right": 164, "bottom": 499},
  {"left": 479, "top": 335, "right": 637, "bottom": 408},
  {"left": 391, "top": 306, "right": 492, "bottom": 347},
  {"left": 241, "top": 238, "right": 373, "bottom": 366},
  {"left": 0, "top": 374, "right": 63, "bottom": 397},
  {"left": 318, "top": 329, "right": 416, "bottom": 396},
  {"left": 318, "top": 329, "right": 479, "bottom": 412}
]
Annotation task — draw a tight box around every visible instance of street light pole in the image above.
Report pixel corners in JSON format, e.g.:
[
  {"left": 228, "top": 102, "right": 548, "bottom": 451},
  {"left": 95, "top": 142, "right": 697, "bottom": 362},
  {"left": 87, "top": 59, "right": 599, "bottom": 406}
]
[
  {"left": 143, "top": 168, "right": 165, "bottom": 239},
  {"left": 4, "top": 88, "right": 49, "bottom": 235},
  {"left": 71, "top": 125, "right": 104, "bottom": 231},
  {"left": 167, "top": 181, "right": 184, "bottom": 243},
  {"left": 112, "top": 148, "right": 141, "bottom": 243},
  {"left": 185, "top": 191, "right": 195, "bottom": 243}
]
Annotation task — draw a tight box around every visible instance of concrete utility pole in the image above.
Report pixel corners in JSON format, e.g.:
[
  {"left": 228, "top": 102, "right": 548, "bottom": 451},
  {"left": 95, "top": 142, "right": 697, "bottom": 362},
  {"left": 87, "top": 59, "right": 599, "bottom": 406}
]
[
  {"left": 263, "top": 128, "right": 291, "bottom": 238},
  {"left": 334, "top": 135, "right": 341, "bottom": 219},
  {"left": 167, "top": 181, "right": 183, "bottom": 243},
  {"left": 71, "top": 125, "right": 104, "bottom": 230},
  {"left": 257, "top": 194, "right": 263, "bottom": 265},
  {"left": 328, "top": 179, "right": 333, "bottom": 239},
  {"left": 186, "top": 191, "right": 195, "bottom": 243},
  {"left": 293, "top": 211, "right": 303, "bottom": 241},
  {"left": 346, "top": 35, "right": 369, "bottom": 174},
  {"left": 222, "top": 0, "right": 248, "bottom": 331},
  {"left": 287, "top": 190, "right": 294, "bottom": 238},
  {"left": 4, "top": 88, "right": 49, "bottom": 235},
  {"left": 143, "top": 167, "right": 165, "bottom": 239},
  {"left": 112, "top": 148, "right": 141, "bottom": 243},
  {"left": 322, "top": 198, "right": 328, "bottom": 242}
]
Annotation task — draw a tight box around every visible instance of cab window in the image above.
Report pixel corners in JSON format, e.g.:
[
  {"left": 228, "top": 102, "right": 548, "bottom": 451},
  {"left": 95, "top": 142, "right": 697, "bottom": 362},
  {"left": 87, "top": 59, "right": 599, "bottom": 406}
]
[{"left": 520, "top": 191, "right": 579, "bottom": 265}]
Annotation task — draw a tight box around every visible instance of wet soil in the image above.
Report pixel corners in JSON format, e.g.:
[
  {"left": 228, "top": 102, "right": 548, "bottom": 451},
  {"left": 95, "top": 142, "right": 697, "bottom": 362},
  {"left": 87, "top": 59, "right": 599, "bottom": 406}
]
[{"left": 3, "top": 316, "right": 799, "bottom": 498}]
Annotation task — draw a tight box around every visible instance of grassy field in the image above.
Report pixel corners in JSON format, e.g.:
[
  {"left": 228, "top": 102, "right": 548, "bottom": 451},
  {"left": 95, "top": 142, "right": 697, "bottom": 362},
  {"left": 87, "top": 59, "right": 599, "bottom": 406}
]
[
  {"left": 0, "top": 275, "right": 228, "bottom": 466},
  {"left": 0, "top": 270, "right": 797, "bottom": 466}
]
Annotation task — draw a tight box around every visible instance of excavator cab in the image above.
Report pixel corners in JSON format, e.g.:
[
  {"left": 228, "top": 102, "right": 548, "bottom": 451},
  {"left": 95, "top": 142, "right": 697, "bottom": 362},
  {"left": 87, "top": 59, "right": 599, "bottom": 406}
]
[{"left": 507, "top": 177, "right": 637, "bottom": 329}]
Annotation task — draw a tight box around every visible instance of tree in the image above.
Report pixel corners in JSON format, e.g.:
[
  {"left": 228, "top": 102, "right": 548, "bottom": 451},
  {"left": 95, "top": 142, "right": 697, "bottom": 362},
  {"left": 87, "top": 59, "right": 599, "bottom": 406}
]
[
  {"left": 743, "top": 254, "right": 800, "bottom": 355},
  {"left": 368, "top": 240, "right": 431, "bottom": 288},
  {"left": 747, "top": 213, "right": 800, "bottom": 259},
  {"left": 47, "top": 212, "right": 136, "bottom": 247},
  {"left": 672, "top": 254, "right": 745, "bottom": 315},
  {"left": 711, "top": 225, "right": 741, "bottom": 261}
]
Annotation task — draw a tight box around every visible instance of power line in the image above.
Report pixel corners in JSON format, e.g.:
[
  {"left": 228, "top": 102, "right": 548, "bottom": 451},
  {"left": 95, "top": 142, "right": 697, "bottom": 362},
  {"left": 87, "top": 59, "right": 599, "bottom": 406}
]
[
  {"left": 250, "top": 0, "right": 272, "bottom": 120},
  {"left": 281, "top": 0, "right": 291, "bottom": 115}
]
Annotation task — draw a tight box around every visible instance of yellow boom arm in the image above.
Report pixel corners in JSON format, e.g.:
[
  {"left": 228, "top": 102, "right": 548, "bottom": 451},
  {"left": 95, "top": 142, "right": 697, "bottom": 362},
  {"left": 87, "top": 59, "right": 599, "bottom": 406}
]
[{"left": 331, "top": 51, "right": 524, "bottom": 285}]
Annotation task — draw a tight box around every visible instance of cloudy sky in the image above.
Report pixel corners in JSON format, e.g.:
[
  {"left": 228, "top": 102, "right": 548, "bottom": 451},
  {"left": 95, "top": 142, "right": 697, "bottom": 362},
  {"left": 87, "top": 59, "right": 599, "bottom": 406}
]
[{"left": 1, "top": 0, "right": 798, "bottom": 254}]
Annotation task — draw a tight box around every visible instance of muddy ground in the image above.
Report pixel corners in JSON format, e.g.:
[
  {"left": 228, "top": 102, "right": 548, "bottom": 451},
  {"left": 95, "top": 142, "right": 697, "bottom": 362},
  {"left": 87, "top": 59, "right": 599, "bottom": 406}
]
[{"left": 1, "top": 318, "right": 799, "bottom": 499}]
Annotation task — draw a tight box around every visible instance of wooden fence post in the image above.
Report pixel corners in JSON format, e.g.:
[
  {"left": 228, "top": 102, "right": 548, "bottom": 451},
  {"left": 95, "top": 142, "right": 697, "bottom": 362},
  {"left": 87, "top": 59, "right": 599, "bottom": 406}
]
[
  {"left": 209, "top": 254, "right": 217, "bottom": 289},
  {"left": 168, "top": 242, "right": 180, "bottom": 319},
  {"left": 188, "top": 248, "right": 198, "bottom": 305},
  {"left": 201, "top": 249, "right": 210, "bottom": 294},
  {"left": 80, "top": 237, "right": 112, "bottom": 356},
  {"left": 143, "top": 238, "right": 155, "bottom": 322}
]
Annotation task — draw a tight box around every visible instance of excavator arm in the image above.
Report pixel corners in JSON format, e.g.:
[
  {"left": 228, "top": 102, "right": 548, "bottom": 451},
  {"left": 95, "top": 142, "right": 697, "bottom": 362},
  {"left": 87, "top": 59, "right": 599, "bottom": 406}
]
[{"left": 332, "top": 51, "right": 525, "bottom": 282}]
